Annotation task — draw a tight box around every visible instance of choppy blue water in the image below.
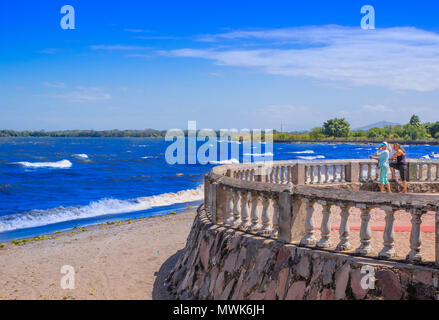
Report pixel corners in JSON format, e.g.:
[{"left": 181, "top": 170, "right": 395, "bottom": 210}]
[{"left": 1, "top": 137, "right": 438, "bottom": 241}]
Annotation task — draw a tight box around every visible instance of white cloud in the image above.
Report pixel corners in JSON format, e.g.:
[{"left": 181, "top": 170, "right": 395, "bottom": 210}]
[
  {"left": 124, "top": 28, "right": 151, "bottom": 33},
  {"left": 362, "top": 105, "right": 393, "bottom": 112},
  {"left": 45, "top": 86, "right": 112, "bottom": 102},
  {"left": 91, "top": 45, "right": 149, "bottom": 51},
  {"left": 42, "top": 81, "right": 66, "bottom": 88},
  {"left": 163, "top": 25, "right": 439, "bottom": 92}
]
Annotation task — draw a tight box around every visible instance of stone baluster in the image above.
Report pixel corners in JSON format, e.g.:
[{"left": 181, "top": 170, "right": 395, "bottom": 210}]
[
  {"left": 310, "top": 165, "right": 315, "bottom": 184},
  {"left": 367, "top": 164, "right": 372, "bottom": 181},
  {"left": 379, "top": 206, "right": 396, "bottom": 258},
  {"left": 428, "top": 164, "right": 433, "bottom": 181},
  {"left": 436, "top": 164, "right": 439, "bottom": 181},
  {"left": 317, "top": 165, "right": 322, "bottom": 183},
  {"left": 335, "top": 203, "right": 352, "bottom": 251},
  {"left": 355, "top": 204, "right": 372, "bottom": 255},
  {"left": 238, "top": 191, "right": 251, "bottom": 230},
  {"left": 270, "top": 197, "right": 279, "bottom": 238},
  {"left": 333, "top": 165, "right": 337, "bottom": 182},
  {"left": 300, "top": 198, "right": 317, "bottom": 246},
  {"left": 223, "top": 187, "right": 235, "bottom": 226},
  {"left": 270, "top": 168, "right": 274, "bottom": 183},
  {"left": 406, "top": 209, "right": 423, "bottom": 262},
  {"left": 249, "top": 192, "right": 261, "bottom": 232},
  {"left": 304, "top": 165, "right": 309, "bottom": 183},
  {"left": 258, "top": 194, "right": 271, "bottom": 235},
  {"left": 232, "top": 190, "right": 241, "bottom": 227},
  {"left": 287, "top": 166, "right": 293, "bottom": 183},
  {"left": 325, "top": 165, "right": 330, "bottom": 183},
  {"left": 280, "top": 166, "right": 285, "bottom": 184},
  {"left": 340, "top": 165, "right": 345, "bottom": 182},
  {"left": 418, "top": 164, "right": 423, "bottom": 180},
  {"left": 317, "top": 201, "right": 332, "bottom": 248}
]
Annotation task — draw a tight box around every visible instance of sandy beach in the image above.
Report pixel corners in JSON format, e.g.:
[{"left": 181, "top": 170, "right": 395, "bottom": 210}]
[{"left": 0, "top": 209, "right": 196, "bottom": 300}]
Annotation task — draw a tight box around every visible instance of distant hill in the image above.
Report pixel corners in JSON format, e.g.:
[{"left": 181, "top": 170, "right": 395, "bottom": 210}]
[{"left": 355, "top": 121, "right": 400, "bottom": 131}]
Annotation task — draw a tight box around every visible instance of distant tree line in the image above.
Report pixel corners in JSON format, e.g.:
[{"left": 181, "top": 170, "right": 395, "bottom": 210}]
[
  {"left": 0, "top": 129, "right": 167, "bottom": 138},
  {"left": 274, "top": 115, "right": 439, "bottom": 141}
]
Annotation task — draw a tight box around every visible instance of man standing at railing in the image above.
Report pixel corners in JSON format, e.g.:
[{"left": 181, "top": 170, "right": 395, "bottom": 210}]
[{"left": 370, "top": 142, "right": 392, "bottom": 193}]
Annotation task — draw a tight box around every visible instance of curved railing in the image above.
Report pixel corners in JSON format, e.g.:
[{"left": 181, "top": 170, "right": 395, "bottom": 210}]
[{"left": 205, "top": 159, "right": 439, "bottom": 265}]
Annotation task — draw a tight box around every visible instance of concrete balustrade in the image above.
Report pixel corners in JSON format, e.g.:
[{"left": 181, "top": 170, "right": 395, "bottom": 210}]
[{"left": 206, "top": 159, "right": 439, "bottom": 265}]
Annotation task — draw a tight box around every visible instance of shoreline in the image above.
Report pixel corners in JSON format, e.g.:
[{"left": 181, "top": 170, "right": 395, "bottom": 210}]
[
  {"left": 274, "top": 139, "right": 439, "bottom": 145},
  {"left": 3, "top": 136, "right": 439, "bottom": 145},
  {"left": 0, "top": 209, "right": 196, "bottom": 300}
]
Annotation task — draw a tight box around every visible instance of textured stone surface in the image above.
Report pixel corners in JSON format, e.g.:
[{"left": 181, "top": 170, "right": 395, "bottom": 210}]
[
  {"left": 223, "top": 253, "right": 238, "bottom": 274},
  {"left": 255, "top": 248, "right": 272, "bottom": 273},
  {"left": 307, "top": 285, "right": 320, "bottom": 300},
  {"left": 414, "top": 270, "right": 433, "bottom": 285},
  {"left": 276, "top": 268, "right": 290, "bottom": 299},
  {"left": 350, "top": 269, "right": 368, "bottom": 300},
  {"left": 294, "top": 254, "right": 310, "bottom": 279},
  {"left": 321, "top": 288, "right": 335, "bottom": 300},
  {"left": 285, "top": 281, "right": 306, "bottom": 300},
  {"left": 322, "top": 259, "right": 337, "bottom": 285},
  {"left": 376, "top": 270, "right": 402, "bottom": 300},
  {"left": 273, "top": 247, "right": 290, "bottom": 277},
  {"left": 335, "top": 263, "right": 351, "bottom": 300},
  {"left": 220, "top": 279, "right": 235, "bottom": 300},
  {"left": 214, "top": 272, "right": 225, "bottom": 299},
  {"left": 264, "top": 281, "right": 277, "bottom": 300},
  {"left": 167, "top": 206, "right": 439, "bottom": 300}
]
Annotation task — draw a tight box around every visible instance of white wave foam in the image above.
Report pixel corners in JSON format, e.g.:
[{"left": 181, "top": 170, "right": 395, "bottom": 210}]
[
  {"left": 243, "top": 152, "right": 274, "bottom": 157},
  {"left": 297, "top": 155, "right": 325, "bottom": 160},
  {"left": 73, "top": 154, "right": 88, "bottom": 159},
  {"left": 210, "top": 159, "right": 240, "bottom": 164},
  {"left": 290, "top": 150, "right": 315, "bottom": 154},
  {"left": 0, "top": 186, "right": 204, "bottom": 232},
  {"left": 13, "top": 159, "right": 72, "bottom": 169}
]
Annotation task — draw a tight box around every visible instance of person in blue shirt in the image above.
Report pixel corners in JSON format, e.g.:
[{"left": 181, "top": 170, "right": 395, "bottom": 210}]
[{"left": 370, "top": 142, "right": 392, "bottom": 193}]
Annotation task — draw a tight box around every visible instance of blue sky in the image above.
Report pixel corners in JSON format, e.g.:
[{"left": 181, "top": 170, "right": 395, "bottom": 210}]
[{"left": 1, "top": 0, "right": 439, "bottom": 131}]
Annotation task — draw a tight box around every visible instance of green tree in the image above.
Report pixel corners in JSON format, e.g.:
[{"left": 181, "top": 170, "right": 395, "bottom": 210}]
[
  {"left": 403, "top": 124, "right": 427, "bottom": 140},
  {"left": 309, "top": 127, "right": 325, "bottom": 139},
  {"left": 350, "top": 130, "right": 366, "bottom": 138},
  {"left": 428, "top": 122, "right": 439, "bottom": 138},
  {"left": 367, "top": 127, "right": 386, "bottom": 138},
  {"left": 409, "top": 115, "right": 421, "bottom": 126},
  {"left": 322, "top": 118, "right": 350, "bottom": 138}
]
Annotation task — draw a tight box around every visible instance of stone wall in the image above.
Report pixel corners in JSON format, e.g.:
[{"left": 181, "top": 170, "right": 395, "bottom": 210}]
[{"left": 166, "top": 206, "right": 439, "bottom": 300}]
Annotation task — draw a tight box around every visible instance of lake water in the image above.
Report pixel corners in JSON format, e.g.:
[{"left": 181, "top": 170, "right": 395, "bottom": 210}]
[{"left": 1, "top": 137, "right": 438, "bottom": 241}]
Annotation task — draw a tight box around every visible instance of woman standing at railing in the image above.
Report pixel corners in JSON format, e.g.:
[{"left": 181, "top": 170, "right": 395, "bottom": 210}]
[
  {"left": 370, "top": 142, "right": 392, "bottom": 193},
  {"left": 390, "top": 143, "right": 408, "bottom": 194}
]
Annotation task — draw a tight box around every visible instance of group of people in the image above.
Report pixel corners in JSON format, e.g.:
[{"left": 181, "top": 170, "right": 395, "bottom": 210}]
[{"left": 370, "top": 142, "right": 408, "bottom": 193}]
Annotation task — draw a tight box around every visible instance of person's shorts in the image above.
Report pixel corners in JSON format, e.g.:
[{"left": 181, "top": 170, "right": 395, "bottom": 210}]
[
  {"left": 380, "top": 165, "right": 389, "bottom": 185},
  {"left": 389, "top": 162, "right": 407, "bottom": 181}
]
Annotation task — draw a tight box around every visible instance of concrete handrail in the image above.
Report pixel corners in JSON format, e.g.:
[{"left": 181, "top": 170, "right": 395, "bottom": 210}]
[{"left": 205, "top": 159, "right": 439, "bottom": 266}]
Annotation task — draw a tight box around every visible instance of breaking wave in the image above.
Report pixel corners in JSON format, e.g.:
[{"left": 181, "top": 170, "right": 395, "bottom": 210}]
[
  {"left": 73, "top": 154, "right": 89, "bottom": 159},
  {"left": 0, "top": 186, "right": 204, "bottom": 232},
  {"left": 210, "top": 159, "right": 240, "bottom": 164},
  {"left": 243, "top": 152, "right": 274, "bottom": 157},
  {"left": 297, "top": 155, "right": 326, "bottom": 160},
  {"left": 13, "top": 159, "right": 73, "bottom": 169},
  {"left": 290, "top": 150, "right": 315, "bottom": 154}
]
